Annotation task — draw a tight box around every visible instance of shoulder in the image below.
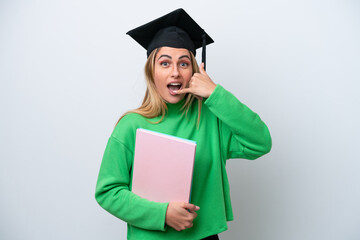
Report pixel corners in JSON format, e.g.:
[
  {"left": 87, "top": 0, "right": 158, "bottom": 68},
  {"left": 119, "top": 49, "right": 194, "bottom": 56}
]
[
  {"left": 119, "top": 112, "right": 148, "bottom": 125},
  {"left": 111, "top": 112, "right": 148, "bottom": 144}
]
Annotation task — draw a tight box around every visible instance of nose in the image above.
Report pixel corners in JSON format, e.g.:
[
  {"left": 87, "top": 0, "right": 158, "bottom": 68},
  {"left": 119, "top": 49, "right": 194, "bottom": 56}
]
[{"left": 171, "top": 65, "right": 179, "bottom": 78}]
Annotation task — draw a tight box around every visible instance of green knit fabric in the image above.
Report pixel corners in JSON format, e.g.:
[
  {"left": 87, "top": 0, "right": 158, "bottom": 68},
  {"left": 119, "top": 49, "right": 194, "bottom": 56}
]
[{"left": 95, "top": 85, "right": 272, "bottom": 239}]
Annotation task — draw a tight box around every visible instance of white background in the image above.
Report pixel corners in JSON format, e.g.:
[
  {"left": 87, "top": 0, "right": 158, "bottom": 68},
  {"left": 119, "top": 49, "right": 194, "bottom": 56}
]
[{"left": 1, "top": 0, "right": 359, "bottom": 239}]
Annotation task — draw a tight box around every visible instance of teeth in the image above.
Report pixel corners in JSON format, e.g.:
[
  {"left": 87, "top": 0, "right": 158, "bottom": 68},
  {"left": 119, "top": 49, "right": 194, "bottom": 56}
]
[{"left": 169, "top": 83, "right": 181, "bottom": 86}]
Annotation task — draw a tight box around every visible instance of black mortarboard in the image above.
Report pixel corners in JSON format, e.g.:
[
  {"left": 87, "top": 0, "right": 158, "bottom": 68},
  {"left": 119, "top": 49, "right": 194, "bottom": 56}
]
[{"left": 126, "top": 8, "right": 214, "bottom": 69}]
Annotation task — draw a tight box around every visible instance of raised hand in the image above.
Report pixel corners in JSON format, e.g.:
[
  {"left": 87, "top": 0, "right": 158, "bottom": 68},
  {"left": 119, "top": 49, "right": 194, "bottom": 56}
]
[
  {"left": 165, "top": 202, "right": 200, "bottom": 231},
  {"left": 174, "top": 62, "right": 216, "bottom": 99}
]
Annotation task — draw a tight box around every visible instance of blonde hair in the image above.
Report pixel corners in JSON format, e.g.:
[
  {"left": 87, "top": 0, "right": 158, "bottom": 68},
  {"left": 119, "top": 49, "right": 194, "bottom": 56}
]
[{"left": 115, "top": 48, "right": 201, "bottom": 127}]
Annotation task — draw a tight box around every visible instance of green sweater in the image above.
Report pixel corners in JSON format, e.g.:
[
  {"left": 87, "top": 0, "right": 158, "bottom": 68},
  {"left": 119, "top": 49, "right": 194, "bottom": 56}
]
[{"left": 95, "top": 85, "right": 272, "bottom": 239}]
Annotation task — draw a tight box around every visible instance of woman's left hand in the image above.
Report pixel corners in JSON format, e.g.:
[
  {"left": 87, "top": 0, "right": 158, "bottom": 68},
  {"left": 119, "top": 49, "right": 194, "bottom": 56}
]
[{"left": 174, "top": 62, "right": 216, "bottom": 99}]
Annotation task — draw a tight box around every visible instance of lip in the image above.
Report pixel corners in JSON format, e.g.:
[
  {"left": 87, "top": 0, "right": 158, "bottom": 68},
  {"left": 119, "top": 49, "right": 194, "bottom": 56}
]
[{"left": 167, "top": 82, "right": 183, "bottom": 96}]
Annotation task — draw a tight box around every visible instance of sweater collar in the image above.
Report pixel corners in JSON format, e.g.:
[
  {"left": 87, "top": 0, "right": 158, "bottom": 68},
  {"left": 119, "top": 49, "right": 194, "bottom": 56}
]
[{"left": 166, "top": 98, "right": 186, "bottom": 112}]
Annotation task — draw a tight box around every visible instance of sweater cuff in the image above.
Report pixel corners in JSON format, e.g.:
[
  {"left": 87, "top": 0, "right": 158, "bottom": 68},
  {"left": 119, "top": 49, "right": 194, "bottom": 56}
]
[
  {"left": 158, "top": 202, "right": 169, "bottom": 231},
  {"left": 204, "top": 84, "right": 225, "bottom": 107}
]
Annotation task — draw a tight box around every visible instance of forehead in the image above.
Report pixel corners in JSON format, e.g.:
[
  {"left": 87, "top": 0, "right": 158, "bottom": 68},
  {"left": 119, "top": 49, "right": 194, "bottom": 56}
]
[{"left": 156, "top": 47, "right": 191, "bottom": 58}]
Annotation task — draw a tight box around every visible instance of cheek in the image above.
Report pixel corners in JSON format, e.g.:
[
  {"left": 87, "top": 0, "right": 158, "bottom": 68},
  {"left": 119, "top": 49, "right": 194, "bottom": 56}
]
[
  {"left": 153, "top": 70, "right": 166, "bottom": 88},
  {"left": 183, "top": 70, "right": 193, "bottom": 84},
  {"left": 153, "top": 78, "right": 163, "bottom": 91}
]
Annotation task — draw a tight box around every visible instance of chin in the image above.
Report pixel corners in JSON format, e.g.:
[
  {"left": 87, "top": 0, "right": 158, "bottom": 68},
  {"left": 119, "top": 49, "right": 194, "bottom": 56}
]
[{"left": 164, "top": 94, "right": 184, "bottom": 104}]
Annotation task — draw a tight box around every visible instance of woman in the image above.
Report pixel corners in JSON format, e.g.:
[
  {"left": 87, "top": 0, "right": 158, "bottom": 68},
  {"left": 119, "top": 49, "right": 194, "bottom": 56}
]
[{"left": 95, "top": 9, "right": 272, "bottom": 240}]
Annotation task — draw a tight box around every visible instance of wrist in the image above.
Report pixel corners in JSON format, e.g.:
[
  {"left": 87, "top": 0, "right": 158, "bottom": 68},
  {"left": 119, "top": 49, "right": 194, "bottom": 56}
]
[{"left": 207, "top": 83, "right": 217, "bottom": 98}]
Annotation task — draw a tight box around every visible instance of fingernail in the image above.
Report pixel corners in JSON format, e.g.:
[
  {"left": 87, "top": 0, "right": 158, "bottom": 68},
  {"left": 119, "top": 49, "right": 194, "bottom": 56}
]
[{"left": 195, "top": 206, "right": 200, "bottom": 211}]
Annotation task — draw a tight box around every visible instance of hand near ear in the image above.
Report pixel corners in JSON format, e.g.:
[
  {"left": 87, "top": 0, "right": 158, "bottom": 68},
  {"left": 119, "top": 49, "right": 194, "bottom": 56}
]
[{"left": 174, "top": 62, "right": 216, "bottom": 99}]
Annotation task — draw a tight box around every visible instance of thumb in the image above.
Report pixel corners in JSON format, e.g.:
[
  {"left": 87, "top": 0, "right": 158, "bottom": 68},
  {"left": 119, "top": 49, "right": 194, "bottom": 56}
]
[
  {"left": 199, "top": 62, "right": 207, "bottom": 75},
  {"left": 174, "top": 87, "right": 191, "bottom": 95},
  {"left": 184, "top": 203, "right": 200, "bottom": 212}
]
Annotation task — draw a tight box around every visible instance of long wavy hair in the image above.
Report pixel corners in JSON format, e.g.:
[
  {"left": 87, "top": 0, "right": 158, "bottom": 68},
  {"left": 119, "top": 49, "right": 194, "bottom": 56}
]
[{"left": 115, "top": 48, "right": 201, "bottom": 126}]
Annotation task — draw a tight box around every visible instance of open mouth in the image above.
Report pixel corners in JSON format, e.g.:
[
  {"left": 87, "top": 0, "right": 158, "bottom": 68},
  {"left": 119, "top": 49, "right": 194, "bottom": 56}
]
[{"left": 167, "top": 82, "right": 182, "bottom": 95}]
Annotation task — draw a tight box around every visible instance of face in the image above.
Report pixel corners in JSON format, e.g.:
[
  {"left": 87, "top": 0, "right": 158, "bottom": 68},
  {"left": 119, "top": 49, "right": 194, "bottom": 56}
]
[{"left": 153, "top": 47, "right": 193, "bottom": 104}]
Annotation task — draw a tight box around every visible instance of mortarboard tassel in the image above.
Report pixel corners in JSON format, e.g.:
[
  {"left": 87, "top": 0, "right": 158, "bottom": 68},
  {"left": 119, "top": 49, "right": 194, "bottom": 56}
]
[{"left": 202, "top": 31, "right": 206, "bottom": 71}]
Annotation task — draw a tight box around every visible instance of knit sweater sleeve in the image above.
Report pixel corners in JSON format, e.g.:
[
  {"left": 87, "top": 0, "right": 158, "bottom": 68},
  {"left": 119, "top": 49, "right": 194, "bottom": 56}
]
[
  {"left": 95, "top": 135, "right": 169, "bottom": 231},
  {"left": 204, "top": 84, "right": 272, "bottom": 160}
]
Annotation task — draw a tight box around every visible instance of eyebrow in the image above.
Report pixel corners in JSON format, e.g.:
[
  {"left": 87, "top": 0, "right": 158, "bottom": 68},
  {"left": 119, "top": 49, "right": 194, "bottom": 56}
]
[
  {"left": 179, "top": 55, "right": 191, "bottom": 60},
  {"left": 157, "top": 54, "right": 191, "bottom": 61}
]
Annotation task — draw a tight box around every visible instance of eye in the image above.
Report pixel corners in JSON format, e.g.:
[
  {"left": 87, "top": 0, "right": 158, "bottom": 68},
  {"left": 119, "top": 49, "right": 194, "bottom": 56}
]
[
  {"left": 160, "top": 62, "right": 169, "bottom": 67},
  {"left": 179, "top": 62, "right": 189, "bottom": 68}
]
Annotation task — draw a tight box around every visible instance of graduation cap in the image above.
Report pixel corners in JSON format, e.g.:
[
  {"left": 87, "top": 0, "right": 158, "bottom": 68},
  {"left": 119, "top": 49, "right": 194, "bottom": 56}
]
[{"left": 126, "top": 8, "right": 214, "bottom": 70}]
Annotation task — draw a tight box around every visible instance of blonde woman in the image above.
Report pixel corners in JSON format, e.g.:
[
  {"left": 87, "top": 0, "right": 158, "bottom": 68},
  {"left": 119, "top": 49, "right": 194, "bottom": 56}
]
[{"left": 95, "top": 9, "right": 272, "bottom": 240}]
